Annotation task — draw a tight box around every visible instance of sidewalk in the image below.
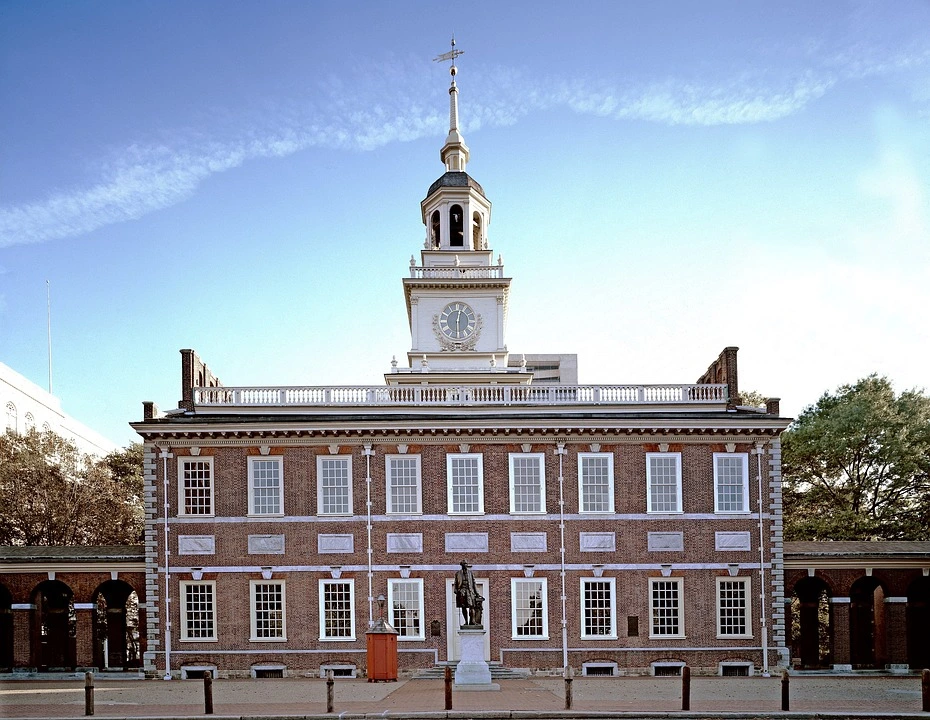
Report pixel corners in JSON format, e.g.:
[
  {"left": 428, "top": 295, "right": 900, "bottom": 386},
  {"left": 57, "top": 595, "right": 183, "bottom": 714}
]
[{"left": 1, "top": 675, "right": 927, "bottom": 719}]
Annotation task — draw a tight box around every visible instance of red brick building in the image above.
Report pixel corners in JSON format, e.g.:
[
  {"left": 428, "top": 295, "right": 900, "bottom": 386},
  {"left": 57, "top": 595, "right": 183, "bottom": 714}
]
[
  {"left": 128, "top": 54, "right": 794, "bottom": 680},
  {"left": 0, "top": 546, "right": 145, "bottom": 673}
]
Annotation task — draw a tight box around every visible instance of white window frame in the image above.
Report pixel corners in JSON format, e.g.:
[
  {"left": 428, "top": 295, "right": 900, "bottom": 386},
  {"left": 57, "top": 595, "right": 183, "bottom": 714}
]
[
  {"left": 317, "top": 456, "right": 353, "bottom": 516},
  {"left": 716, "top": 577, "right": 752, "bottom": 638},
  {"left": 385, "top": 455, "right": 422, "bottom": 515},
  {"left": 250, "top": 580, "right": 287, "bottom": 642},
  {"left": 511, "top": 577, "right": 549, "bottom": 640},
  {"left": 649, "top": 577, "right": 685, "bottom": 638},
  {"left": 578, "top": 452, "right": 615, "bottom": 513},
  {"left": 248, "top": 456, "right": 284, "bottom": 516},
  {"left": 178, "top": 457, "right": 215, "bottom": 517},
  {"left": 508, "top": 453, "right": 546, "bottom": 514},
  {"left": 713, "top": 453, "right": 750, "bottom": 514},
  {"left": 318, "top": 579, "right": 356, "bottom": 641},
  {"left": 387, "top": 578, "right": 425, "bottom": 640},
  {"left": 646, "top": 452, "right": 683, "bottom": 514},
  {"left": 446, "top": 453, "right": 484, "bottom": 515},
  {"left": 580, "top": 577, "right": 617, "bottom": 640},
  {"left": 180, "top": 580, "right": 217, "bottom": 641}
]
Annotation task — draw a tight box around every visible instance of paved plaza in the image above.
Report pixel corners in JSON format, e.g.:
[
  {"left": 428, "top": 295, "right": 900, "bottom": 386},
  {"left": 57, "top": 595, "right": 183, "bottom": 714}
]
[{"left": 1, "top": 674, "right": 928, "bottom": 719}]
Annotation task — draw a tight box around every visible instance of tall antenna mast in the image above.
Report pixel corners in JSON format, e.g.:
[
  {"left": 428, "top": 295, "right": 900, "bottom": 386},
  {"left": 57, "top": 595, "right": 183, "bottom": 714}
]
[{"left": 46, "top": 280, "right": 53, "bottom": 394}]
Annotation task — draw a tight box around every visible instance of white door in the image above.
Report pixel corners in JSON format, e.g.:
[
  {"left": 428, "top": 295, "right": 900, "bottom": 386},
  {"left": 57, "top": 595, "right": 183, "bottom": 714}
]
[{"left": 445, "top": 577, "right": 490, "bottom": 661}]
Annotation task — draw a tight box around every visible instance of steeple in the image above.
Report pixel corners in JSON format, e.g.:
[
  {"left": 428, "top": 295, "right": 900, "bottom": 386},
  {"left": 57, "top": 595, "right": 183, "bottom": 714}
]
[{"left": 436, "top": 37, "right": 470, "bottom": 173}]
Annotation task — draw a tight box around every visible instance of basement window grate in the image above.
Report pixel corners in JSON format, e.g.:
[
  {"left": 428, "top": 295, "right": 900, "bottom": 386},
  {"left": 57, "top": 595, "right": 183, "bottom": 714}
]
[
  {"left": 254, "top": 668, "right": 284, "bottom": 678},
  {"left": 721, "top": 663, "right": 752, "bottom": 677},
  {"left": 582, "top": 663, "right": 616, "bottom": 677},
  {"left": 653, "top": 664, "right": 683, "bottom": 677}
]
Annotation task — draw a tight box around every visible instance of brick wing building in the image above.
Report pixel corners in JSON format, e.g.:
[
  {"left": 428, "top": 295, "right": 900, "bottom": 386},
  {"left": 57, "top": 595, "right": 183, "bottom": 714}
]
[{"left": 131, "top": 51, "right": 792, "bottom": 680}]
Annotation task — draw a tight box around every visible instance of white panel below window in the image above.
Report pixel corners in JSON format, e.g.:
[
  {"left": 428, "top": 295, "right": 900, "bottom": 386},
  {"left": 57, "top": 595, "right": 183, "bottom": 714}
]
[
  {"left": 715, "top": 531, "right": 752, "bottom": 551},
  {"left": 387, "top": 533, "right": 423, "bottom": 553},
  {"left": 318, "top": 534, "right": 354, "bottom": 554},
  {"left": 647, "top": 532, "right": 684, "bottom": 552},
  {"left": 248, "top": 534, "right": 285, "bottom": 555},
  {"left": 510, "top": 532, "right": 547, "bottom": 553},
  {"left": 178, "top": 535, "right": 216, "bottom": 555},
  {"left": 580, "top": 532, "right": 616, "bottom": 552},
  {"left": 445, "top": 532, "right": 489, "bottom": 553}
]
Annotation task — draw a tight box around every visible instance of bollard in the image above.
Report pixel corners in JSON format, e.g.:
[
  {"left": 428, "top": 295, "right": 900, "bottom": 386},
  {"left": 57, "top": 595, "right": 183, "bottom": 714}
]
[
  {"left": 203, "top": 669, "right": 213, "bottom": 715},
  {"left": 922, "top": 668, "right": 929, "bottom": 713},
  {"left": 444, "top": 665, "right": 452, "bottom": 710},
  {"left": 326, "top": 670, "right": 335, "bottom": 713},
  {"left": 681, "top": 665, "right": 690, "bottom": 711},
  {"left": 84, "top": 671, "right": 94, "bottom": 716},
  {"left": 564, "top": 666, "right": 573, "bottom": 710},
  {"left": 781, "top": 670, "right": 790, "bottom": 711}
]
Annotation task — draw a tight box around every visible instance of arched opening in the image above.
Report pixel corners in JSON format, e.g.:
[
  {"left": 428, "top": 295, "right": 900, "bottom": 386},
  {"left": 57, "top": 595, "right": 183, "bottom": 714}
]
[
  {"left": 790, "top": 576, "right": 832, "bottom": 669},
  {"left": 5, "top": 401, "right": 16, "bottom": 432},
  {"left": 0, "top": 584, "right": 13, "bottom": 671},
  {"left": 906, "top": 575, "right": 930, "bottom": 670},
  {"left": 850, "top": 576, "right": 886, "bottom": 669},
  {"left": 32, "top": 580, "right": 76, "bottom": 671},
  {"left": 472, "top": 211, "right": 482, "bottom": 250},
  {"left": 430, "top": 210, "right": 441, "bottom": 248},
  {"left": 93, "top": 580, "right": 141, "bottom": 670},
  {"left": 449, "top": 205, "right": 464, "bottom": 247}
]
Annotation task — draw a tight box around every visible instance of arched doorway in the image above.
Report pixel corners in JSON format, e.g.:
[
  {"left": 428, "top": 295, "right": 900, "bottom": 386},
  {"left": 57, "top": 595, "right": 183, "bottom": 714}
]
[
  {"left": 850, "top": 576, "right": 886, "bottom": 669},
  {"left": 906, "top": 575, "right": 930, "bottom": 670},
  {"left": 32, "top": 580, "right": 76, "bottom": 670},
  {"left": 0, "top": 584, "right": 13, "bottom": 670},
  {"left": 93, "top": 580, "right": 141, "bottom": 670},
  {"left": 790, "top": 576, "right": 832, "bottom": 668}
]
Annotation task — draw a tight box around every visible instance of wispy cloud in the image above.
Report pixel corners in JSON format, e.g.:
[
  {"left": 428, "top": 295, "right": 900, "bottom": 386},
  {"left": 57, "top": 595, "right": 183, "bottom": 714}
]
[{"left": 1, "top": 41, "right": 926, "bottom": 249}]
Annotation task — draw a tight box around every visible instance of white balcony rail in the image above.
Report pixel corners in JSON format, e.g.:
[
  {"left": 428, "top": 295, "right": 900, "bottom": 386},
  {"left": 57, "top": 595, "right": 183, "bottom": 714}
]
[
  {"left": 409, "top": 264, "right": 505, "bottom": 279},
  {"left": 191, "top": 383, "right": 728, "bottom": 408}
]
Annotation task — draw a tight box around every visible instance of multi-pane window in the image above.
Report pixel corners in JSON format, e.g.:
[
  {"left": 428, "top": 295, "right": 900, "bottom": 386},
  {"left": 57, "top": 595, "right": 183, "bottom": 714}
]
[
  {"left": 179, "top": 458, "right": 214, "bottom": 516},
  {"left": 717, "top": 578, "right": 751, "bottom": 637},
  {"left": 180, "top": 581, "right": 216, "bottom": 641},
  {"left": 250, "top": 581, "right": 286, "bottom": 641},
  {"left": 509, "top": 453, "right": 545, "bottom": 513},
  {"left": 319, "top": 580, "right": 355, "bottom": 640},
  {"left": 249, "top": 457, "right": 283, "bottom": 515},
  {"left": 714, "top": 453, "right": 749, "bottom": 513},
  {"left": 388, "top": 579, "right": 424, "bottom": 640},
  {"left": 578, "top": 453, "right": 614, "bottom": 513},
  {"left": 649, "top": 578, "right": 684, "bottom": 637},
  {"left": 580, "top": 578, "right": 616, "bottom": 639},
  {"left": 646, "top": 453, "right": 682, "bottom": 513},
  {"left": 317, "top": 457, "right": 352, "bottom": 515},
  {"left": 447, "top": 454, "right": 483, "bottom": 514},
  {"left": 386, "top": 456, "right": 422, "bottom": 514},
  {"left": 5, "top": 402, "right": 16, "bottom": 432},
  {"left": 511, "top": 578, "right": 548, "bottom": 639}
]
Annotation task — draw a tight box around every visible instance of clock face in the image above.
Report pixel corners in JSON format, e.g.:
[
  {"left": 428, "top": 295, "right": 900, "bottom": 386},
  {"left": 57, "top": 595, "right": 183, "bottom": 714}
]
[{"left": 439, "top": 302, "right": 477, "bottom": 340}]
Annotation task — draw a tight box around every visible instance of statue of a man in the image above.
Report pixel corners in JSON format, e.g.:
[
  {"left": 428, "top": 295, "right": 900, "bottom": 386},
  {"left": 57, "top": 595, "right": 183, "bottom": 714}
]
[{"left": 453, "top": 560, "right": 482, "bottom": 627}]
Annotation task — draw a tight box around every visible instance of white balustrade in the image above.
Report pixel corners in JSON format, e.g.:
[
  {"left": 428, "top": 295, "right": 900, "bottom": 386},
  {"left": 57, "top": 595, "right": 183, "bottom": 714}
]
[
  {"left": 191, "top": 383, "right": 727, "bottom": 408},
  {"left": 409, "top": 265, "right": 505, "bottom": 279}
]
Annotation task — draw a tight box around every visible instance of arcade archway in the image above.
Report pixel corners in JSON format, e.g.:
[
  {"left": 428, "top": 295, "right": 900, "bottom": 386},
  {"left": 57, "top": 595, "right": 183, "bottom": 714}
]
[
  {"left": 32, "top": 580, "right": 76, "bottom": 670},
  {"left": 93, "top": 580, "right": 141, "bottom": 670},
  {"left": 790, "top": 576, "right": 832, "bottom": 668}
]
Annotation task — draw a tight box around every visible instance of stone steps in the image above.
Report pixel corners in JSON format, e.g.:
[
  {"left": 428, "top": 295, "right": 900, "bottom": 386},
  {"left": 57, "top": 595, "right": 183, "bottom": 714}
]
[{"left": 412, "top": 663, "right": 529, "bottom": 680}]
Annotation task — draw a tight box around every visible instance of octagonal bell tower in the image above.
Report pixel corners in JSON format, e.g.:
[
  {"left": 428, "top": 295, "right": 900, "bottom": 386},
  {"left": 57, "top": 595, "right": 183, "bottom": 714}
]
[{"left": 388, "top": 40, "right": 529, "bottom": 386}]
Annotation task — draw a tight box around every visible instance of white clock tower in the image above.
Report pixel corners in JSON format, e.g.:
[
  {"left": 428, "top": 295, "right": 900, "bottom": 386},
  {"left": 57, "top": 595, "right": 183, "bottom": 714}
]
[{"left": 388, "top": 40, "right": 530, "bottom": 386}]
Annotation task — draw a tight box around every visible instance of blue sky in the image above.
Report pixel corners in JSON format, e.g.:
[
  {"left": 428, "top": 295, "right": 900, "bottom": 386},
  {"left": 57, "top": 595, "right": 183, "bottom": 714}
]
[{"left": 1, "top": 1, "right": 928, "bottom": 447}]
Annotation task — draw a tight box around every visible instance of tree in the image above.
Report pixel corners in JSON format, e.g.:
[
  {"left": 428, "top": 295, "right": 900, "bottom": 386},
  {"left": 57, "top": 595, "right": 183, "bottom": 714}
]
[
  {"left": 0, "top": 429, "right": 144, "bottom": 546},
  {"left": 782, "top": 375, "right": 930, "bottom": 541}
]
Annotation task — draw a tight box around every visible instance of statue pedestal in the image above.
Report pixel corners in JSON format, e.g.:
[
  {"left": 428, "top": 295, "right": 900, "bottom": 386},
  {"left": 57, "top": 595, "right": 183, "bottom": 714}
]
[{"left": 454, "top": 628, "right": 498, "bottom": 691}]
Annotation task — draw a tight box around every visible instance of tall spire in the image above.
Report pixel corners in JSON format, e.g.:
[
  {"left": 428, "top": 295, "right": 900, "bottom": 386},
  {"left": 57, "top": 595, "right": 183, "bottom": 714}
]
[{"left": 433, "top": 36, "right": 470, "bottom": 173}]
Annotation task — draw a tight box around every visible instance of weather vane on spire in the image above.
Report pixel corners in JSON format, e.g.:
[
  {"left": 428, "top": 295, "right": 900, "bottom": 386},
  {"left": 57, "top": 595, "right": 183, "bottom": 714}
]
[{"left": 433, "top": 35, "right": 463, "bottom": 77}]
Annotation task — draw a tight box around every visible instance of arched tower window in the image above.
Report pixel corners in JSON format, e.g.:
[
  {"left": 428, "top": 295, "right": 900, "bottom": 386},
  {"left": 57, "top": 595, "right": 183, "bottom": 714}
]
[
  {"left": 472, "top": 212, "right": 483, "bottom": 250},
  {"left": 5, "top": 402, "right": 16, "bottom": 433},
  {"left": 24, "top": 413, "right": 35, "bottom": 433},
  {"left": 430, "top": 211, "right": 441, "bottom": 248},
  {"left": 449, "top": 204, "right": 464, "bottom": 247}
]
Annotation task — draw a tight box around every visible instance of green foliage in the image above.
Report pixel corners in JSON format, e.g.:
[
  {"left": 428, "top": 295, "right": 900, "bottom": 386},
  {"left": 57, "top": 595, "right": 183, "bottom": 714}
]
[
  {"left": 782, "top": 375, "right": 930, "bottom": 541},
  {"left": 0, "top": 430, "right": 144, "bottom": 546}
]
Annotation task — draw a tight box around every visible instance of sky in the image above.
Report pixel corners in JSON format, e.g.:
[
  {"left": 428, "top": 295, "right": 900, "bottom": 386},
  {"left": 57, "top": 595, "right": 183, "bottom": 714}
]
[{"left": 1, "top": 1, "right": 929, "bottom": 448}]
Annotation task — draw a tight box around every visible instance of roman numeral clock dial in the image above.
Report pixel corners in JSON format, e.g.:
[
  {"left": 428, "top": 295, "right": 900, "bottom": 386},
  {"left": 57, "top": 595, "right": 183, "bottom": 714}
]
[{"left": 439, "top": 302, "right": 477, "bottom": 340}]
